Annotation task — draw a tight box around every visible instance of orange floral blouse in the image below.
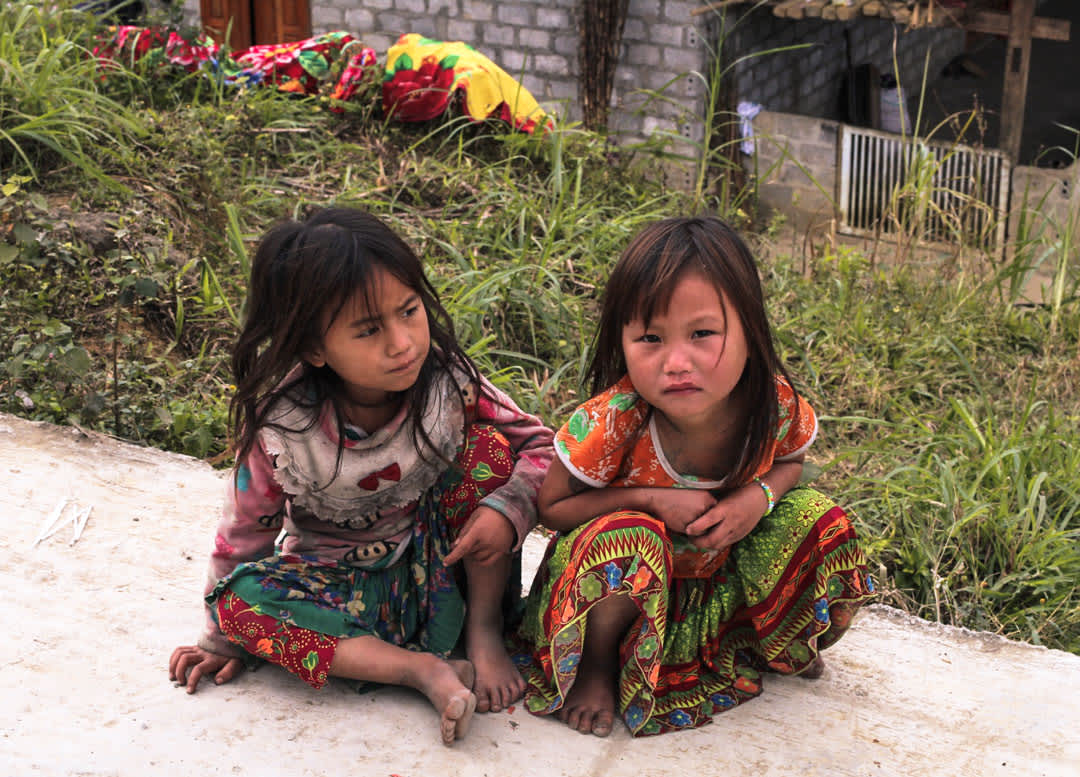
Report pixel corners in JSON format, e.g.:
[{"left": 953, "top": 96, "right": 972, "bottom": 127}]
[{"left": 554, "top": 375, "right": 817, "bottom": 577}]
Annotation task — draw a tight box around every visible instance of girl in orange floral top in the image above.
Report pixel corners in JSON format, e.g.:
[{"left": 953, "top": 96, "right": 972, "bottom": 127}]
[{"left": 515, "top": 216, "right": 874, "bottom": 737}]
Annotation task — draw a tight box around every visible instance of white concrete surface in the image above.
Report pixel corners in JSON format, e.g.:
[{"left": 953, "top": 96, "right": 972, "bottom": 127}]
[{"left": 1, "top": 413, "right": 1077, "bottom": 777}]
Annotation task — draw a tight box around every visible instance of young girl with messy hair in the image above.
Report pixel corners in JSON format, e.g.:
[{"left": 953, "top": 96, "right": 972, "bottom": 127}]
[
  {"left": 516, "top": 216, "right": 874, "bottom": 737},
  {"left": 169, "top": 207, "right": 553, "bottom": 745}
]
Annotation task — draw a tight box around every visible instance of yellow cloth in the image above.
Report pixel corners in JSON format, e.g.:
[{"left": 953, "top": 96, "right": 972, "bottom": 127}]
[{"left": 382, "top": 33, "right": 549, "bottom": 132}]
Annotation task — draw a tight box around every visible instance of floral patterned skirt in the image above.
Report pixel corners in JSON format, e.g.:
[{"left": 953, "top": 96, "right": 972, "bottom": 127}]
[
  {"left": 514, "top": 487, "right": 876, "bottom": 736},
  {"left": 207, "top": 424, "right": 516, "bottom": 678}
]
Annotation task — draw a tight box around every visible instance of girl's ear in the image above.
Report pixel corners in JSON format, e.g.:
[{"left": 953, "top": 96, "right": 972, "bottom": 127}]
[{"left": 303, "top": 345, "right": 326, "bottom": 368}]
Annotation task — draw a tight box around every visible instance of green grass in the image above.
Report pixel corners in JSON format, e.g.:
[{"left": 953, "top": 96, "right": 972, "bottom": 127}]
[{"left": 1, "top": 7, "right": 1078, "bottom": 652}]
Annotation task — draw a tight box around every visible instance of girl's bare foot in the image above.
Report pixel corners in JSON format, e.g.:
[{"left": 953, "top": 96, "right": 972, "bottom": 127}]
[
  {"left": 414, "top": 657, "right": 478, "bottom": 745},
  {"left": 555, "top": 591, "right": 635, "bottom": 736},
  {"left": 439, "top": 689, "right": 477, "bottom": 746},
  {"left": 800, "top": 655, "right": 826, "bottom": 679},
  {"left": 558, "top": 659, "right": 617, "bottom": 737},
  {"left": 448, "top": 658, "right": 476, "bottom": 691},
  {"left": 467, "top": 620, "right": 526, "bottom": 713}
]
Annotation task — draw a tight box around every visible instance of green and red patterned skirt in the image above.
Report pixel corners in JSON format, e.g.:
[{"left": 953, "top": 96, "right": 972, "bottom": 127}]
[
  {"left": 514, "top": 487, "right": 875, "bottom": 736},
  {"left": 208, "top": 424, "right": 516, "bottom": 689}
]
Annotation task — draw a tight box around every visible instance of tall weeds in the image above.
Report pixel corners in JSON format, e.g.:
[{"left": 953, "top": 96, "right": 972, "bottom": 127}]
[
  {"left": 0, "top": 6, "right": 1077, "bottom": 652},
  {"left": 0, "top": 3, "right": 144, "bottom": 185}
]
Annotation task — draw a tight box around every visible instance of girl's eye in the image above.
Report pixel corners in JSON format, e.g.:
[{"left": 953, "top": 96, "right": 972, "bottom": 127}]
[
  {"left": 356, "top": 325, "right": 380, "bottom": 338},
  {"left": 692, "top": 329, "right": 718, "bottom": 339},
  {"left": 402, "top": 305, "right": 420, "bottom": 319},
  {"left": 637, "top": 333, "right": 661, "bottom": 344}
]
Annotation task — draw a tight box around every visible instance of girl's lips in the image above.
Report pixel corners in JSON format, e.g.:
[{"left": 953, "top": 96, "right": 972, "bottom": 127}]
[
  {"left": 389, "top": 356, "right": 419, "bottom": 373},
  {"left": 663, "top": 383, "right": 699, "bottom": 394}
]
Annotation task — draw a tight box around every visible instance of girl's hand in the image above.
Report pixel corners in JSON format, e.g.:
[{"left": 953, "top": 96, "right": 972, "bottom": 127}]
[
  {"left": 684, "top": 488, "right": 763, "bottom": 551},
  {"left": 648, "top": 488, "right": 717, "bottom": 534},
  {"left": 445, "top": 506, "right": 515, "bottom": 566},
  {"left": 169, "top": 645, "right": 244, "bottom": 694}
]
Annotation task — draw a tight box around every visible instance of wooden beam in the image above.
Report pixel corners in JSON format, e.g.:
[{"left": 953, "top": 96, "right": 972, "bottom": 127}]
[
  {"left": 836, "top": 1, "right": 866, "bottom": 22},
  {"left": 859, "top": 0, "right": 885, "bottom": 18},
  {"left": 688, "top": 0, "right": 1071, "bottom": 43},
  {"left": 964, "top": 10, "right": 1070, "bottom": 43},
  {"left": 773, "top": 0, "right": 808, "bottom": 19},
  {"left": 999, "top": 0, "right": 1036, "bottom": 162}
]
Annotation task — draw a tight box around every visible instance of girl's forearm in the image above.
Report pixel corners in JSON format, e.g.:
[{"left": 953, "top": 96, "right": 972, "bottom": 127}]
[{"left": 539, "top": 486, "right": 660, "bottom": 533}]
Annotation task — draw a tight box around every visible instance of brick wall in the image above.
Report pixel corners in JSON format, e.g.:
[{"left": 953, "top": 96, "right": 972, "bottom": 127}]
[
  {"left": 1010, "top": 163, "right": 1080, "bottom": 259},
  {"left": 752, "top": 106, "right": 1080, "bottom": 259},
  {"left": 178, "top": 1, "right": 964, "bottom": 194}
]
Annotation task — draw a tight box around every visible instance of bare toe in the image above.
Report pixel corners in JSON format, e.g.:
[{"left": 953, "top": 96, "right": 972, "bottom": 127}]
[
  {"left": 592, "top": 711, "right": 614, "bottom": 737},
  {"left": 440, "top": 690, "right": 476, "bottom": 745},
  {"left": 508, "top": 676, "right": 526, "bottom": 704},
  {"left": 801, "top": 655, "right": 826, "bottom": 679},
  {"left": 455, "top": 691, "right": 477, "bottom": 739},
  {"left": 488, "top": 686, "right": 505, "bottom": 713},
  {"left": 441, "top": 693, "right": 466, "bottom": 745}
]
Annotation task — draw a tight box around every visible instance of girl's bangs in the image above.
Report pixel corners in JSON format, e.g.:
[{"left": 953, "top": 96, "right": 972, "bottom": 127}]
[
  {"left": 314, "top": 232, "right": 397, "bottom": 332},
  {"left": 623, "top": 243, "right": 701, "bottom": 327}
]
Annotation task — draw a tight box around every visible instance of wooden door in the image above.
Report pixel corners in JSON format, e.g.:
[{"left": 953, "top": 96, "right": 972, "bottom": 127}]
[
  {"left": 200, "top": 0, "right": 311, "bottom": 51},
  {"left": 200, "top": 0, "right": 252, "bottom": 51},
  {"left": 252, "top": 0, "right": 312, "bottom": 45}
]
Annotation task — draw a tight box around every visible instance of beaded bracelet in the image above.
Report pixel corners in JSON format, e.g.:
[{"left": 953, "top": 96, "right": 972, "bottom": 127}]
[{"left": 754, "top": 476, "right": 775, "bottom": 516}]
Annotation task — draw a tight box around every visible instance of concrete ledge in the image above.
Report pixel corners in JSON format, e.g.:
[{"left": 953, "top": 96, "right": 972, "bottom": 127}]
[{"left": 1, "top": 412, "right": 1077, "bottom": 776}]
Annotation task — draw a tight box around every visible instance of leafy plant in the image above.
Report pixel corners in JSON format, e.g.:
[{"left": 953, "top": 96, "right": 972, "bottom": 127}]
[{"left": 1, "top": 4, "right": 1077, "bottom": 653}]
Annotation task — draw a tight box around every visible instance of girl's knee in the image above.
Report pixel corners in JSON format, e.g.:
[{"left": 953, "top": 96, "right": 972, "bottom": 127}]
[
  {"left": 570, "top": 510, "right": 670, "bottom": 561},
  {"left": 214, "top": 590, "right": 337, "bottom": 689},
  {"left": 588, "top": 510, "right": 666, "bottom": 538}
]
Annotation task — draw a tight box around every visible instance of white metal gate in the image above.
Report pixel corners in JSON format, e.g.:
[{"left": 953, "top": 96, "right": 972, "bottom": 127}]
[{"left": 838, "top": 125, "right": 1011, "bottom": 252}]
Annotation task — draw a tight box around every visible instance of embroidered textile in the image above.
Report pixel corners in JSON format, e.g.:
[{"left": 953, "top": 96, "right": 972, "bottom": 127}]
[
  {"left": 516, "top": 489, "right": 875, "bottom": 736},
  {"left": 91, "top": 26, "right": 548, "bottom": 131},
  {"left": 382, "top": 33, "right": 549, "bottom": 133},
  {"left": 555, "top": 374, "right": 817, "bottom": 578}
]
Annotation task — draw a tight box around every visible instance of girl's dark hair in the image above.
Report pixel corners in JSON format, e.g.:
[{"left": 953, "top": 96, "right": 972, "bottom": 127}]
[
  {"left": 587, "top": 216, "right": 799, "bottom": 487},
  {"left": 229, "top": 207, "right": 482, "bottom": 471}
]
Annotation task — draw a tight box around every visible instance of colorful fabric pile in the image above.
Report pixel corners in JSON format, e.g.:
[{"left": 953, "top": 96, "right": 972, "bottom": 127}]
[
  {"left": 92, "top": 27, "right": 377, "bottom": 106},
  {"left": 227, "top": 33, "right": 376, "bottom": 99},
  {"left": 382, "top": 33, "right": 549, "bottom": 133},
  {"left": 91, "top": 26, "right": 548, "bottom": 132},
  {"left": 92, "top": 25, "right": 221, "bottom": 74}
]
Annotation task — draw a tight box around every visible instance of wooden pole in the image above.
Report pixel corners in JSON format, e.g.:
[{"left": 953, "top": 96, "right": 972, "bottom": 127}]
[
  {"left": 999, "top": 0, "right": 1036, "bottom": 162},
  {"left": 578, "top": 0, "right": 630, "bottom": 131}
]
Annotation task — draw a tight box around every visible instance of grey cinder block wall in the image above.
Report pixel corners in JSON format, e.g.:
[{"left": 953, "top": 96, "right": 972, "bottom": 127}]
[
  {"left": 726, "top": 7, "right": 963, "bottom": 119},
  {"left": 178, "top": 0, "right": 711, "bottom": 186},
  {"left": 178, "top": 1, "right": 962, "bottom": 193}
]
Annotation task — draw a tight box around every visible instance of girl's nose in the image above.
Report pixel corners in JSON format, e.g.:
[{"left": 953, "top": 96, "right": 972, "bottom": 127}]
[
  {"left": 662, "top": 346, "right": 692, "bottom": 374},
  {"left": 385, "top": 321, "right": 412, "bottom": 355}
]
